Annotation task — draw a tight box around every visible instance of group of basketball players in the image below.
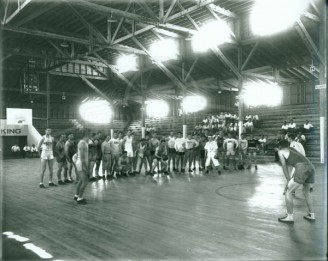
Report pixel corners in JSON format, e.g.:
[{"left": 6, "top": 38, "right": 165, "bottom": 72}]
[{"left": 37, "top": 126, "right": 316, "bottom": 221}]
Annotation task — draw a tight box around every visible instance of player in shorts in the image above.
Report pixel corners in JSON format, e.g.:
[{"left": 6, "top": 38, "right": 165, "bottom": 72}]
[
  {"left": 238, "top": 134, "right": 248, "bottom": 170},
  {"left": 88, "top": 133, "right": 98, "bottom": 181},
  {"left": 94, "top": 132, "right": 103, "bottom": 179},
  {"left": 136, "top": 139, "right": 149, "bottom": 174},
  {"left": 73, "top": 131, "right": 89, "bottom": 205},
  {"left": 174, "top": 132, "right": 185, "bottom": 172},
  {"left": 166, "top": 131, "right": 176, "bottom": 172},
  {"left": 151, "top": 140, "right": 168, "bottom": 175},
  {"left": 204, "top": 136, "right": 221, "bottom": 175},
  {"left": 184, "top": 134, "right": 197, "bottom": 172},
  {"left": 247, "top": 135, "right": 259, "bottom": 170},
  {"left": 38, "top": 128, "right": 56, "bottom": 188},
  {"left": 149, "top": 133, "right": 160, "bottom": 170},
  {"left": 277, "top": 140, "right": 315, "bottom": 223},
  {"left": 55, "top": 134, "right": 68, "bottom": 185},
  {"left": 65, "top": 133, "right": 77, "bottom": 183},
  {"left": 109, "top": 132, "right": 122, "bottom": 179},
  {"left": 215, "top": 131, "right": 225, "bottom": 168},
  {"left": 101, "top": 135, "right": 111, "bottom": 180},
  {"left": 223, "top": 132, "right": 238, "bottom": 170},
  {"left": 122, "top": 130, "right": 136, "bottom": 175}
]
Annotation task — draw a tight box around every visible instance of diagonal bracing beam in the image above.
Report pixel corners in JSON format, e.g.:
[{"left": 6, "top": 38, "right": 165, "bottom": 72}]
[
  {"left": 241, "top": 41, "right": 259, "bottom": 71},
  {"left": 80, "top": 75, "right": 113, "bottom": 104},
  {"left": 5, "top": 0, "right": 33, "bottom": 25},
  {"left": 295, "top": 18, "right": 324, "bottom": 66},
  {"left": 163, "top": 0, "right": 179, "bottom": 23}
]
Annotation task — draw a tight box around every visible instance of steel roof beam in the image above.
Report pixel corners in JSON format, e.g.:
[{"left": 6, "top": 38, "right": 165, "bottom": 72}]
[
  {"left": 163, "top": 0, "right": 179, "bottom": 23},
  {"left": 79, "top": 75, "right": 113, "bottom": 103},
  {"left": 4, "top": 0, "right": 32, "bottom": 25},
  {"left": 295, "top": 18, "right": 324, "bottom": 66},
  {"left": 67, "top": 0, "right": 158, "bottom": 26}
]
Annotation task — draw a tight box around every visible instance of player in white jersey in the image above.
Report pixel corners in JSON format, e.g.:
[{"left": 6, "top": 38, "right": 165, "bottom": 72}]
[
  {"left": 174, "top": 132, "right": 186, "bottom": 172},
  {"left": 223, "top": 133, "right": 238, "bottom": 170},
  {"left": 166, "top": 131, "right": 176, "bottom": 172},
  {"left": 204, "top": 136, "right": 221, "bottom": 175},
  {"left": 122, "top": 130, "right": 135, "bottom": 174},
  {"left": 109, "top": 132, "right": 122, "bottom": 178},
  {"left": 37, "top": 129, "right": 56, "bottom": 188},
  {"left": 238, "top": 134, "right": 248, "bottom": 169},
  {"left": 184, "top": 134, "right": 197, "bottom": 172},
  {"left": 73, "top": 131, "right": 89, "bottom": 204}
]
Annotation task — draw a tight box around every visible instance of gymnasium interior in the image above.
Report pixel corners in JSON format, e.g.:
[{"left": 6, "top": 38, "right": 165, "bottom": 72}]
[{"left": 0, "top": 0, "right": 327, "bottom": 260}]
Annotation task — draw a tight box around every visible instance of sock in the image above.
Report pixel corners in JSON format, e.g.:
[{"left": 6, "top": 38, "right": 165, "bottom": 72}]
[
  {"left": 40, "top": 182, "right": 43, "bottom": 185},
  {"left": 74, "top": 194, "right": 79, "bottom": 198},
  {"left": 287, "top": 214, "right": 294, "bottom": 219},
  {"left": 309, "top": 213, "right": 315, "bottom": 218},
  {"left": 49, "top": 181, "right": 53, "bottom": 184}
]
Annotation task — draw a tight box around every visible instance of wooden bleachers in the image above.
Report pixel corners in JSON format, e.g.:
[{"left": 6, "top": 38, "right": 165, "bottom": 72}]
[{"left": 248, "top": 104, "right": 320, "bottom": 163}]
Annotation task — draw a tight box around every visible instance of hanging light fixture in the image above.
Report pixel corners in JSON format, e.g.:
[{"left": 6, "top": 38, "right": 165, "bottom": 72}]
[{"left": 60, "top": 38, "right": 69, "bottom": 48}]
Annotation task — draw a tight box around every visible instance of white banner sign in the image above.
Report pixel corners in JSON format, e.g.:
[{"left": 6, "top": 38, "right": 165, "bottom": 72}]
[
  {"left": 315, "top": 84, "right": 326, "bottom": 90},
  {"left": 0, "top": 120, "right": 28, "bottom": 136},
  {"left": 6, "top": 108, "right": 32, "bottom": 125}
]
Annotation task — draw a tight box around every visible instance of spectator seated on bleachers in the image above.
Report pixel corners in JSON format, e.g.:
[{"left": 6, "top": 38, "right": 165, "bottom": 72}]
[
  {"left": 244, "top": 118, "right": 254, "bottom": 133},
  {"left": 258, "top": 135, "right": 267, "bottom": 153},
  {"left": 287, "top": 119, "right": 297, "bottom": 133},
  {"left": 281, "top": 121, "right": 289, "bottom": 134},
  {"left": 295, "top": 131, "right": 306, "bottom": 147},
  {"left": 301, "top": 120, "right": 314, "bottom": 133},
  {"left": 252, "top": 114, "right": 259, "bottom": 127}
]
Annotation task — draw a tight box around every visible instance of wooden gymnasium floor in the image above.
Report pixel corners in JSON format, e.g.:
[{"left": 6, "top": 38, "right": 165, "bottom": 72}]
[{"left": 2, "top": 158, "right": 327, "bottom": 261}]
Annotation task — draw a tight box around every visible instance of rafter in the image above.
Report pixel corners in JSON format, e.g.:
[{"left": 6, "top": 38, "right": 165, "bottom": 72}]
[
  {"left": 135, "top": 0, "right": 159, "bottom": 21},
  {"left": 207, "top": 3, "right": 236, "bottom": 18},
  {"left": 185, "top": 58, "right": 198, "bottom": 81},
  {"left": 302, "top": 11, "right": 320, "bottom": 22},
  {"left": 4, "top": 0, "right": 33, "bottom": 25},
  {"left": 123, "top": 26, "right": 187, "bottom": 91},
  {"left": 159, "top": 0, "right": 164, "bottom": 21},
  {"left": 295, "top": 18, "right": 324, "bottom": 66},
  {"left": 67, "top": 0, "right": 158, "bottom": 26},
  {"left": 163, "top": 0, "right": 179, "bottom": 23},
  {"left": 242, "top": 72, "right": 299, "bottom": 83},
  {"left": 2, "top": 0, "right": 11, "bottom": 24},
  {"left": 241, "top": 41, "right": 259, "bottom": 71},
  {"left": 166, "top": 0, "right": 216, "bottom": 23},
  {"left": 111, "top": 1, "right": 133, "bottom": 43},
  {"left": 80, "top": 75, "right": 113, "bottom": 103},
  {"left": 68, "top": 4, "right": 108, "bottom": 44},
  {"left": 14, "top": 4, "right": 54, "bottom": 27},
  {"left": 93, "top": 51, "right": 141, "bottom": 94},
  {"left": 2, "top": 25, "right": 146, "bottom": 55}
]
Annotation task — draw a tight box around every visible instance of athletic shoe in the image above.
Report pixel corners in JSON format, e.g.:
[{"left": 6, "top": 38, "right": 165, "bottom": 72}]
[
  {"left": 303, "top": 214, "right": 315, "bottom": 221},
  {"left": 77, "top": 199, "right": 87, "bottom": 205},
  {"left": 247, "top": 166, "right": 251, "bottom": 169},
  {"left": 68, "top": 178, "right": 74, "bottom": 182},
  {"left": 64, "top": 179, "right": 70, "bottom": 184},
  {"left": 278, "top": 215, "right": 294, "bottom": 223},
  {"left": 74, "top": 196, "right": 78, "bottom": 201},
  {"left": 310, "top": 187, "right": 314, "bottom": 193},
  {"left": 189, "top": 168, "right": 192, "bottom": 172},
  {"left": 49, "top": 182, "right": 57, "bottom": 187},
  {"left": 255, "top": 165, "right": 258, "bottom": 170},
  {"left": 205, "top": 170, "right": 209, "bottom": 174},
  {"left": 192, "top": 167, "right": 196, "bottom": 171},
  {"left": 39, "top": 184, "right": 46, "bottom": 188},
  {"left": 58, "top": 180, "right": 65, "bottom": 185},
  {"left": 218, "top": 171, "right": 221, "bottom": 175}
]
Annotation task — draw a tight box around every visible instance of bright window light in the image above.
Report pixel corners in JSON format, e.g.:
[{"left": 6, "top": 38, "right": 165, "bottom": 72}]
[
  {"left": 149, "top": 39, "right": 179, "bottom": 62},
  {"left": 182, "top": 95, "right": 207, "bottom": 113},
  {"left": 242, "top": 81, "right": 283, "bottom": 107},
  {"left": 146, "top": 100, "right": 169, "bottom": 118},
  {"left": 250, "top": 0, "right": 310, "bottom": 36},
  {"left": 116, "top": 54, "right": 138, "bottom": 73},
  {"left": 192, "top": 20, "right": 232, "bottom": 53},
  {"left": 79, "top": 99, "right": 112, "bottom": 124}
]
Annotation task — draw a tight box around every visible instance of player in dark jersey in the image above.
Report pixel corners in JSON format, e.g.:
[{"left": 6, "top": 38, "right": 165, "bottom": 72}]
[
  {"left": 65, "top": 133, "right": 77, "bottom": 183},
  {"left": 277, "top": 140, "right": 315, "bottom": 223},
  {"left": 94, "top": 132, "right": 103, "bottom": 179},
  {"left": 247, "top": 135, "right": 259, "bottom": 170},
  {"left": 88, "top": 133, "right": 98, "bottom": 181},
  {"left": 56, "top": 134, "right": 68, "bottom": 185}
]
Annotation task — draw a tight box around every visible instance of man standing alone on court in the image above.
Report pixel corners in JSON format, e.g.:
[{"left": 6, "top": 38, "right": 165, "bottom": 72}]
[
  {"left": 277, "top": 140, "right": 315, "bottom": 223},
  {"left": 73, "top": 131, "right": 89, "bottom": 205}
]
